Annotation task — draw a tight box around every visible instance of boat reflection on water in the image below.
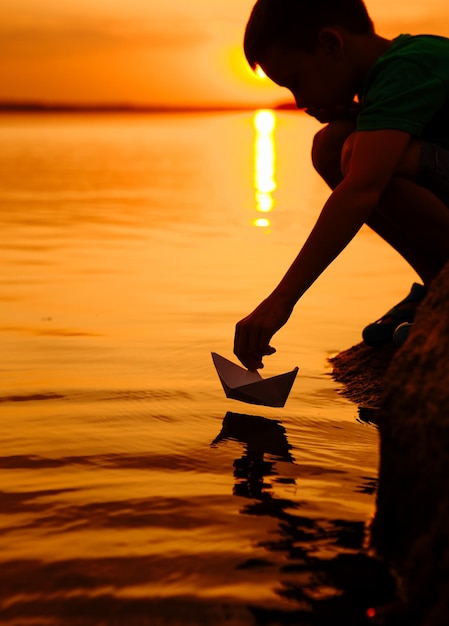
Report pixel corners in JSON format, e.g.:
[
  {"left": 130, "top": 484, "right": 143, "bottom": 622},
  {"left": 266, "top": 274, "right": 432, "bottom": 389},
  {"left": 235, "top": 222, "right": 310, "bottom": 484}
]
[
  {"left": 212, "top": 412, "right": 396, "bottom": 625},
  {"left": 212, "top": 411, "right": 295, "bottom": 461}
]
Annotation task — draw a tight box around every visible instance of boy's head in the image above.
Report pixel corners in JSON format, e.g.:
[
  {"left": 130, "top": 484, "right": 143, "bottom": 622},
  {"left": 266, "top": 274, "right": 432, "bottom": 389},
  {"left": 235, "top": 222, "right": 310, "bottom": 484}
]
[{"left": 244, "top": 0, "right": 374, "bottom": 70}]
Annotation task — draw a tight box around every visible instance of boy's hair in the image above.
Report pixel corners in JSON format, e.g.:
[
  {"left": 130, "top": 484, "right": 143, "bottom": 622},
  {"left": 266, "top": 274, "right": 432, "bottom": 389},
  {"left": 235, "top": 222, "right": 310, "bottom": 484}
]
[{"left": 244, "top": 0, "right": 374, "bottom": 68}]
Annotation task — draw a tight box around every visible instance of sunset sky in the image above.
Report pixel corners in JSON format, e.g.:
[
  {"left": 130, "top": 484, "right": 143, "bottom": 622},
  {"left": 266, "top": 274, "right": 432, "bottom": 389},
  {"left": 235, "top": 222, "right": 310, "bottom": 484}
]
[{"left": 2, "top": 0, "right": 449, "bottom": 107}]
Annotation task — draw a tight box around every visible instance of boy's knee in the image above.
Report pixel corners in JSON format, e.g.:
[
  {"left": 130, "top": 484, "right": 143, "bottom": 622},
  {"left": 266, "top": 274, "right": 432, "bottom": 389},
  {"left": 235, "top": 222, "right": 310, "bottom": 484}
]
[
  {"left": 341, "top": 132, "right": 357, "bottom": 177},
  {"left": 339, "top": 134, "right": 422, "bottom": 179},
  {"left": 311, "top": 127, "right": 330, "bottom": 174},
  {"left": 311, "top": 120, "right": 356, "bottom": 189}
]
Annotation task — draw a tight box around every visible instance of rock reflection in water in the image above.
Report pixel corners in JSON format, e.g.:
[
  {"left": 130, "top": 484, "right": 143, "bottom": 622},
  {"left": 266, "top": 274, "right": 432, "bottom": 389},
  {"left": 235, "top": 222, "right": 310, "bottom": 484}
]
[{"left": 213, "top": 411, "right": 395, "bottom": 625}]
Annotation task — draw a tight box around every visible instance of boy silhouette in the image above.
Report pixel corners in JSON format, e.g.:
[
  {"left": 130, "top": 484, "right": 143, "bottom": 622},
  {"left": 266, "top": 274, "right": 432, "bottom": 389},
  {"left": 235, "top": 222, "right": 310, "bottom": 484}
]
[{"left": 234, "top": 0, "right": 449, "bottom": 371}]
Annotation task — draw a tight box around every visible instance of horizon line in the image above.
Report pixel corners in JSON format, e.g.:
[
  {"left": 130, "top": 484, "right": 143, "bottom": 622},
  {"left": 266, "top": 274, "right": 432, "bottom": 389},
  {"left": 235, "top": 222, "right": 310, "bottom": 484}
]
[{"left": 0, "top": 100, "right": 298, "bottom": 114}]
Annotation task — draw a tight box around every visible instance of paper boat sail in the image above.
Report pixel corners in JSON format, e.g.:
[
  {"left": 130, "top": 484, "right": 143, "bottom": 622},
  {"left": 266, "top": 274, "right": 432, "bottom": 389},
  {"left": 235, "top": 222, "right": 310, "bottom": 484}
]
[{"left": 211, "top": 352, "right": 298, "bottom": 408}]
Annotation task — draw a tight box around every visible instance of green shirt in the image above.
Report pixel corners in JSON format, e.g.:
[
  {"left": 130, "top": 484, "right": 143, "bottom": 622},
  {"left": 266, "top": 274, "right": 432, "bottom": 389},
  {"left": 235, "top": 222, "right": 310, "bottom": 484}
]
[{"left": 358, "top": 34, "right": 449, "bottom": 149}]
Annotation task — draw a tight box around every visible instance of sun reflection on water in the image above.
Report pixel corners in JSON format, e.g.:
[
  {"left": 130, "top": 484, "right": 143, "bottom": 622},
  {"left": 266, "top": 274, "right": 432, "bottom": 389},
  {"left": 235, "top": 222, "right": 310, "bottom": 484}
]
[{"left": 253, "top": 109, "right": 277, "bottom": 230}]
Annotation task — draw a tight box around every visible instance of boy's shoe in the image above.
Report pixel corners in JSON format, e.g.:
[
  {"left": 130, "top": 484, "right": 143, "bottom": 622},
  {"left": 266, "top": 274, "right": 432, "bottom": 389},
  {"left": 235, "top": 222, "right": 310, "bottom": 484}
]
[
  {"left": 392, "top": 322, "right": 413, "bottom": 347},
  {"left": 362, "top": 283, "right": 426, "bottom": 347}
]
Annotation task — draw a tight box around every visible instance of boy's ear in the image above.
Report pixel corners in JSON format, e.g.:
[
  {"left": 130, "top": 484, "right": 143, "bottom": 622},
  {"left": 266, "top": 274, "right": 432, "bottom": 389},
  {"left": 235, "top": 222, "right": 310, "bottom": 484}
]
[{"left": 317, "top": 28, "right": 344, "bottom": 58}]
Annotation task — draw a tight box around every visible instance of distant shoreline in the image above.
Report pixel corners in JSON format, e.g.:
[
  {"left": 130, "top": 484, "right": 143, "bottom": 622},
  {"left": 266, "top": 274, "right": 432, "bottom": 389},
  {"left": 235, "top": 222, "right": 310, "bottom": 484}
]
[{"left": 0, "top": 101, "right": 298, "bottom": 114}]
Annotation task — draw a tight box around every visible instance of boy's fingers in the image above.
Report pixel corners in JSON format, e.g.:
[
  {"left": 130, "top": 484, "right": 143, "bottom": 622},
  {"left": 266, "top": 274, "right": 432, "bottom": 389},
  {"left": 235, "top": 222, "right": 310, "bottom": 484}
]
[
  {"left": 245, "top": 343, "right": 275, "bottom": 370},
  {"left": 247, "top": 328, "right": 262, "bottom": 359},
  {"left": 234, "top": 315, "right": 278, "bottom": 370},
  {"left": 245, "top": 330, "right": 264, "bottom": 370},
  {"left": 234, "top": 322, "right": 248, "bottom": 360},
  {"left": 247, "top": 329, "right": 276, "bottom": 369},
  {"left": 234, "top": 324, "right": 271, "bottom": 370},
  {"left": 234, "top": 323, "right": 254, "bottom": 369}
]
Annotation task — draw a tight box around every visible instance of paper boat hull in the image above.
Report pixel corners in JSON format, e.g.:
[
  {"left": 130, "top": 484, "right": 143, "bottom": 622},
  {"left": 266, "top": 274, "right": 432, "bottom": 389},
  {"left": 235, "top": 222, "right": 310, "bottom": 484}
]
[{"left": 212, "top": 352, "right": 298, "bottom": 408}]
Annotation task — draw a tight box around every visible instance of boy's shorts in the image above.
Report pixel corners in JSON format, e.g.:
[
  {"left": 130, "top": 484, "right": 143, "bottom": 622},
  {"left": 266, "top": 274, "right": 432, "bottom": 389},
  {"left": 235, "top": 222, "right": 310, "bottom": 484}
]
[{"left": 418, "top": 142, "right": 449, "bottom": 208}]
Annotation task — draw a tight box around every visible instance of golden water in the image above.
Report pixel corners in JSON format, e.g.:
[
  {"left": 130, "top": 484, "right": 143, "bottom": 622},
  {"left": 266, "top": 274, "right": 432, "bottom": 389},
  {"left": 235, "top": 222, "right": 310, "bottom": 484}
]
[{"left": 0, "top": 111, "right": 415, "bottom": 625}]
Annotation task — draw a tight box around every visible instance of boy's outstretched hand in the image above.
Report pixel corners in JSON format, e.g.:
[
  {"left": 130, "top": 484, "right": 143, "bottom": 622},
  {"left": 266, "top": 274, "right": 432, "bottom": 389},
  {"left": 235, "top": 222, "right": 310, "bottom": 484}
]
[{"left": 234, "top": 295, "right": 294, "bottom": 370}]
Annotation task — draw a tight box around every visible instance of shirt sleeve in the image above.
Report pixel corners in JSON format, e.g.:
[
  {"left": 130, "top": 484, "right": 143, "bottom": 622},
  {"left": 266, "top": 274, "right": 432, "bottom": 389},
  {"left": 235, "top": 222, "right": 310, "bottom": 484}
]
[{"left": 358, "top": 58, "right": 447, "bottom": 136}]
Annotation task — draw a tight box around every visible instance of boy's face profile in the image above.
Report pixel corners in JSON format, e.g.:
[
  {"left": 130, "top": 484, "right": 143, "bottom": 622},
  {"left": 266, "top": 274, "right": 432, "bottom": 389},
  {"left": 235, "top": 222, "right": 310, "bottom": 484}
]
[{"left": 258, "top": 29, "right": 358, "bottom": 120}]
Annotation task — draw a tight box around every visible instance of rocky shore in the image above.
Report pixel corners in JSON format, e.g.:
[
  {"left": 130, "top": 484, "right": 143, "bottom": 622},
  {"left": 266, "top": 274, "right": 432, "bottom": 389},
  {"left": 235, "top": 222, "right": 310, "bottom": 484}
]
[
  {"left": 330, "top": 261, "right": 449, "bottom": 625},
  {"left": 330, "top": 342, "right": 396, "bottom": 410}
]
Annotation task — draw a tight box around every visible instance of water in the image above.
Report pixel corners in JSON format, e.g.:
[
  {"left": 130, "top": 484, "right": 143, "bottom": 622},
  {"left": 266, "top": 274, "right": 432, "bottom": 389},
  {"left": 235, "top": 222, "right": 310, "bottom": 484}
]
[{"left": 0, "top": 111, "right": 415, "bottom": 625}]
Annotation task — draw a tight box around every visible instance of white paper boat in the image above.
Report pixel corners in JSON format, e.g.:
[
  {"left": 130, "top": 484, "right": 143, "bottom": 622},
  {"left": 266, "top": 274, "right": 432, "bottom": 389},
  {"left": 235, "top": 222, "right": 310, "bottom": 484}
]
[{"left": 211, "top": 352, "right": 298, "bottom": 408}]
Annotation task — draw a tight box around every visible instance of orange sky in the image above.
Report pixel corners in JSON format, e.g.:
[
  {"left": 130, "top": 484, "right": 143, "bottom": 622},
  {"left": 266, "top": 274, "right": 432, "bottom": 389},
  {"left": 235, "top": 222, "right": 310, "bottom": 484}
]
[{"left": 2, "top": 0, "right": 449, "bottom": 107}]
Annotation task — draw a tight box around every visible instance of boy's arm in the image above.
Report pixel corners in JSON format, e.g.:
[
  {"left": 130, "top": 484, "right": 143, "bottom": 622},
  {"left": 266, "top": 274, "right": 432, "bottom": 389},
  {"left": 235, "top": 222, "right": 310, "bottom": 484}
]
[{"left": 234, "top": 129, "right": 412, "bottom": 370}]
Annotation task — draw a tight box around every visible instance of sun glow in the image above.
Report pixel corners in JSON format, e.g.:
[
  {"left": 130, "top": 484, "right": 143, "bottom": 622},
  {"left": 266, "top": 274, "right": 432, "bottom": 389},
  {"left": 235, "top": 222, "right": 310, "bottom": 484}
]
[
  {"left": 224, "top": 44, "right": 280, "bottom": 100},
  {"left": 254, "top": 65, "right": 268, "bottom": 79}
]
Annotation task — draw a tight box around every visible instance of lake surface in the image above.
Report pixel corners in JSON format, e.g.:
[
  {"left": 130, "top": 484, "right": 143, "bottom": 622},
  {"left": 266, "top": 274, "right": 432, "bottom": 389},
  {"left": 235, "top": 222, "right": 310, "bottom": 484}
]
[{"left": 0, "top": 111, "right": 416, "bottom": 625}]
